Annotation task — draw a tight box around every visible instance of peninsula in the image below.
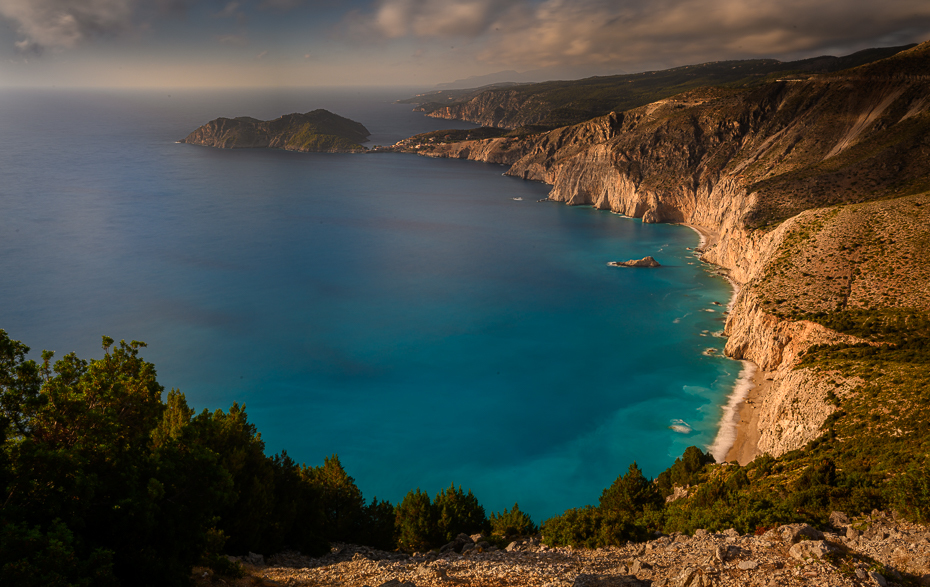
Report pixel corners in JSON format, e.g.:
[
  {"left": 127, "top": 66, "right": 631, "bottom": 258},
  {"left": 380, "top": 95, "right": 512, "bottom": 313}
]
[{"left": 179, "top": 109, "right": 370, "bottom": 153}]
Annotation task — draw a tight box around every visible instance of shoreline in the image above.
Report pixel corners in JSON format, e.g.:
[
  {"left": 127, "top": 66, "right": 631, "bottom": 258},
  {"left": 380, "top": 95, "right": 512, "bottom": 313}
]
[
  {"left": 723, "top": 365, "right": 766, "bottom": 464},
  {"left": 681, "top": 223, "right": 718, "bottom": 251},
  {"left": 682, "top": 222, "right": 761, "bottom": 465},
  {"left": 708, "top": 361, "right": 761, "bottom": 464}
]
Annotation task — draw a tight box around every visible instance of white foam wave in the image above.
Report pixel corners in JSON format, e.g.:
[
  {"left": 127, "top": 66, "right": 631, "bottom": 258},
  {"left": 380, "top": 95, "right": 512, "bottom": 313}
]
[
  {"left": 708, "top": 361, "right": 757, "bottom": 462},
  {"left": 669, "top": 419, "right": 692, "bottom": 434}
]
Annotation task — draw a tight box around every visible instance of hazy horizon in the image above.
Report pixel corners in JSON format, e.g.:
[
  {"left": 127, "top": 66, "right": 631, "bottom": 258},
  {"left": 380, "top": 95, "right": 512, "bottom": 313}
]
[{"left": 0, "top": 0, "right": 928, "bottom": 90}]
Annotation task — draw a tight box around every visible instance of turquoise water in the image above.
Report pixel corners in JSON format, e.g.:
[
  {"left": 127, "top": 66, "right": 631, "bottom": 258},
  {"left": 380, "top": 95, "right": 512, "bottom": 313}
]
[{"left": 0, "top": 88, "right": 740, "bottom": 522}]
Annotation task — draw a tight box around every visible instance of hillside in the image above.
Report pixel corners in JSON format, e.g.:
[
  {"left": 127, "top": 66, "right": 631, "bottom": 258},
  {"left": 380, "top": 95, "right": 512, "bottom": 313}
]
[
  {"left": 179, "top": 109, "right": 370, "bottom": 153},
  {"left": 393, "top": 39, "right": 930, "bottom": 546},
  {"left": 403, "top": 45, "right": 915, "bottom": 131}
]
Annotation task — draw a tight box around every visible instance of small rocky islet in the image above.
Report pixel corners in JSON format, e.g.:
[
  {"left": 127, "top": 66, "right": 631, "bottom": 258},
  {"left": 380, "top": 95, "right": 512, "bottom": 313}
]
[{"left": 608, "top": 256, "right": 661, "bottom": 268}]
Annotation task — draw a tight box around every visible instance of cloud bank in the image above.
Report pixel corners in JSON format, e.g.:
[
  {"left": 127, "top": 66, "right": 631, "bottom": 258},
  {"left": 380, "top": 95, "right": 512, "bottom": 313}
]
[
  {"left": 0, "top": 0, "right": 134, "bottom": 50},
  {"left": 361, "top": 0, "right": 519, "bottom": 38},
  {"left": 355, "top": 0, "right": 930, "bottom": 69}
]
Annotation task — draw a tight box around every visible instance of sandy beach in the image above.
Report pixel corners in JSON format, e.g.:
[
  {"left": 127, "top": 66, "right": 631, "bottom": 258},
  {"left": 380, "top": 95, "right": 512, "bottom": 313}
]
[
  {"left": 682, "top": 223, "right": 719, "bottom": 251},
  {"left": 724, "top": 366, "right": 766, "bottom": 464},
  {"left": 683, "top": 221, "right": 763, "bottom": 466}
]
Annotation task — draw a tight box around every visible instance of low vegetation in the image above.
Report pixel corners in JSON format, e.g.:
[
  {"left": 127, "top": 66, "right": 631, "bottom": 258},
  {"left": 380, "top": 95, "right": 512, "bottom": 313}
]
[{"left": 4, "top": 320, "right": 930, "bottom": 586}]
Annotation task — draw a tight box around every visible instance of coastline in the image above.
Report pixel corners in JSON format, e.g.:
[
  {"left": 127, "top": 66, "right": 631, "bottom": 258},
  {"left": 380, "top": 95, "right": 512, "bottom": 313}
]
[
  {"left": 708, "top": 360, "right": 762, "bottom": 464},
  {"left": 723, "top": 366, "right": 766, "bottom": 464},
  {"left": 682, "top": 223, "right": 718, "bottom": 251},
  {"left": 683, "top": 222, "right": 761, "bottom": 465}
]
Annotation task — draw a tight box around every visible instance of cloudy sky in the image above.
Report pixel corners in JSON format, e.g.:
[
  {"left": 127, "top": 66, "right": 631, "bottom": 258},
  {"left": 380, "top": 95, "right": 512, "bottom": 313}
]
[{"left": 0, "top": 0, "right": 928, "bottom": 88}]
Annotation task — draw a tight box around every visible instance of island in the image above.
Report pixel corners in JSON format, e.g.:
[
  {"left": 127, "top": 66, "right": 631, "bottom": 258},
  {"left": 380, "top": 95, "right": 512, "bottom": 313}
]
[{"left": 179, "top": 109, "right": 370, "bottom": 153}]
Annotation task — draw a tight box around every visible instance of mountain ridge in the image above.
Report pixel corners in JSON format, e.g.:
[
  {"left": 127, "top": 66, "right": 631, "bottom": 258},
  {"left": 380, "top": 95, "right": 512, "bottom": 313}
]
[{"left": 405, "top": 44, "right": 918, "bottom": 131}]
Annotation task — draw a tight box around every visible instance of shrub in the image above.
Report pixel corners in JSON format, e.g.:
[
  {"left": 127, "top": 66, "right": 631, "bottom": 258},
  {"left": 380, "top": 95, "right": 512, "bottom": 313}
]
[
  {"left": 893, "top": 463, "right": 930, "bottom": 523},
  {"left": 656, "top": 446, "right": 716, "bottom": 496},
  {"left": 541, "top": 507, "right": 644, "bottom": 548},
  {"left": 490, "top": 503, "right": 536, "bottom": 539}
]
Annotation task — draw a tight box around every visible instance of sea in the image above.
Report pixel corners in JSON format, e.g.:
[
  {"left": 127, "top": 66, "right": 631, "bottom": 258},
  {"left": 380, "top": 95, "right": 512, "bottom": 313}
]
[{"left": 0, "top": 87, "right": 743, "bottom": 522}]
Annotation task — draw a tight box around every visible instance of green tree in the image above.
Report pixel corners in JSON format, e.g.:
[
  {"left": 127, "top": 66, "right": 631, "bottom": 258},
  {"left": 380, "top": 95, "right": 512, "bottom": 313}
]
[
  {"left": 433, "top": 484, "right": 488, "bottom": 543},
  {"left": 656, "top": 446, "right": 715, "bottom": 496},
  {"left": 600, "top": 462, "right": 663, "bottom": 516},
  {"left": 395, "top": 489, "right": 435, "bottom": 552},
  {"left": 360, "top": 497, "right": 397, "bottom": 551},
  {"left": 305, "top": 454, "right": 366, "bottom": 543},
  {"left": 191, "top": 402, "right": 278, "bottom": 554}
]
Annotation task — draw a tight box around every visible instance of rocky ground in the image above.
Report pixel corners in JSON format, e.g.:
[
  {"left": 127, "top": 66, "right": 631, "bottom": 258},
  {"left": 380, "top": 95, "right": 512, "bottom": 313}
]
[{"left": 195, "top": 511, "right": 930, "bottom": 587}]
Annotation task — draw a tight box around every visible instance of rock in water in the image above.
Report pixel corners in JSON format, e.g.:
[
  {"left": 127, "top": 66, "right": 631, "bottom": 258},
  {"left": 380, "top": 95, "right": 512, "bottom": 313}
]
[{"left": 608, "top": 256, "right": 661, "bottom": 268}]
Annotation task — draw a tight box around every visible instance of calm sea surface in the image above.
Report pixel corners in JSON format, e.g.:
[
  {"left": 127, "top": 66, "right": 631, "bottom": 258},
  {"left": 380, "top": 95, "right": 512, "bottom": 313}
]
[{"left": 0, "top": 87, "right": 739, "bottom": 521}]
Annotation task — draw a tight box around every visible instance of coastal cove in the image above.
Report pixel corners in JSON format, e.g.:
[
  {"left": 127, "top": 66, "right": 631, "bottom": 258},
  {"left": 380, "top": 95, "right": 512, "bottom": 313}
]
[{"left": 0, "top": 87, "right": 743, "bottom": 522}]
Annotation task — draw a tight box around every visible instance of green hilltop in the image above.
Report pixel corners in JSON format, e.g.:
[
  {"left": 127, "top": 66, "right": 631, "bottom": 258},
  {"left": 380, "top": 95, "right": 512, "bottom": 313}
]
[{"left": 180, "top": 109, "right": 371, "bottom": 153}]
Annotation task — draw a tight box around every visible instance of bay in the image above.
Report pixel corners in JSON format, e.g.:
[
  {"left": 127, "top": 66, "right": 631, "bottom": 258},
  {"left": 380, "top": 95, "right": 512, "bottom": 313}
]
[{"left": 0, "top": 87, "right": 740, "bottom": 522}]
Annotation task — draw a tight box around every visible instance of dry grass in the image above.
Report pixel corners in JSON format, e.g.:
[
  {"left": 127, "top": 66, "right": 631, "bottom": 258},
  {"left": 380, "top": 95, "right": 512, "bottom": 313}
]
[{"left": 753, "top": 192, "right": 930, "bottom": 318}]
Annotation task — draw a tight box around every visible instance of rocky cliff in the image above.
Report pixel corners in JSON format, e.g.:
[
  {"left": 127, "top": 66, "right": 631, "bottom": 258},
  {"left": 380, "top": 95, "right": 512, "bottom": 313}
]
[
  {"left": 180, "top": 109, "right": 370, "bottom": 153},
  {"left": 403, "top": 41, "right": 930, "bottom": 460}
]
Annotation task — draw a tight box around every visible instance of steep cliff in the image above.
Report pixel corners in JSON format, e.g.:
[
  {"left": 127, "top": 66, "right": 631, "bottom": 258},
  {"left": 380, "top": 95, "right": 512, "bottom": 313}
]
[
  {"left": 180, "top": 109, "right": 370, "bottom": 153},
  {"left": 406, "top": 41, "right": 930, "bottom": 460}
]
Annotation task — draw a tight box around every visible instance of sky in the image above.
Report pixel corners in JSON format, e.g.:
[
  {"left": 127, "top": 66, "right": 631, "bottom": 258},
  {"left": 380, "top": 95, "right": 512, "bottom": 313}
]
[{"left": 0, "top": 0, "right": 928, "bottom": 89}]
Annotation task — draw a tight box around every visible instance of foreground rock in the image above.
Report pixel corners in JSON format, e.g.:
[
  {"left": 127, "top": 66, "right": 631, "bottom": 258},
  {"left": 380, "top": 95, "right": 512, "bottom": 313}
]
[
  {"left": 179, "top": 109, "right": 370, "bottom": 153},
  {"left": 222, "top": 511, "right": 930, "bottom": 587},
  {"left": 608, "top": 256, "right": 661, "bottom": 268}
]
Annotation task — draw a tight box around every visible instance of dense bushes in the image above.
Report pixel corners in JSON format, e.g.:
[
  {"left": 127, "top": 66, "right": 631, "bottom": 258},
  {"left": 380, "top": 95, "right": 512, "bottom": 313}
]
[
  {"left": 542, "top": 507, "right": 643, "bottom": 548},
  {"left": 0, "top": 332, "right": 394, "bottom": 585},
  {"left": 0, "top": 334, "right": 229, "bottom": 586}
]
